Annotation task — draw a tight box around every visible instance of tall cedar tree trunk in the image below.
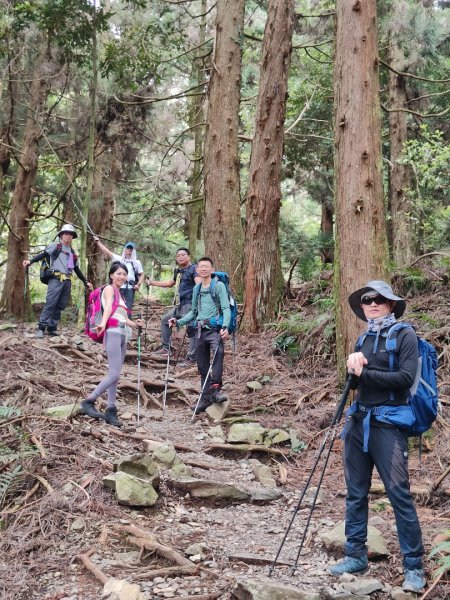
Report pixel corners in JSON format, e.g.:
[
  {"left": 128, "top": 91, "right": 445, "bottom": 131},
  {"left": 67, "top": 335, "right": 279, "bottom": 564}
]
[
  {"left": 187, "top": 0, "right": 207, "bottom": 258},
  {"left": 203, "top": 0, "right": 244, "bottom": 289},
  {"left": 388, "top": 2, "right": 414, "bottom": 265},
  {"left": 0, "top": 45, "right": 53, "bottom": 318},
  {"left": 242, "top": 0, "right": 295, "bottom": 332},
  {"left": 334, "top": 0, "right": 389, "bottom": 363},
  {"left": 87, "top": 141, "right": 119, "bottom": 287}
]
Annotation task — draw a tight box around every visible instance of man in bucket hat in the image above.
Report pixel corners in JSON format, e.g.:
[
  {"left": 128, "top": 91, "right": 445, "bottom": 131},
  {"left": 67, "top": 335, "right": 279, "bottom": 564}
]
[
  {"left": 23, "top": 224, "right": 93, "bottom": 337},
  {"left": 328, "top": 280, "right": 425, "bottom": 593}
]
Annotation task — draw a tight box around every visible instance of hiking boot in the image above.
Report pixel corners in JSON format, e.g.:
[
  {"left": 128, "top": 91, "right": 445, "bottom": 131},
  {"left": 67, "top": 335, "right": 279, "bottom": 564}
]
[
  {"left": 47, "top": 328, "right": 59, "bottom": 337},
  {"left": 104, "top": 406, "right": 123, "bottom": 428},
  {"left": 178, "top": 356, "right": 197, "bottom": 369},
  {"left": 80, "top": 399, "right": 104, "bottom": 420},
  {"left": 210, "top": 384, "right": 227, "bottom": 403},
  {"left": 152, "top": 347, "right": 169, "bottom": 357},
  {"left": 328, "top": 555, "right": 368, "bottom": 576},
  {"left": 35, "top": 328, "right": 45, "bottom": 339},
  {"left": 190, "top": 396, "right": 212, "bottom": 415},
  {"left": 402, "top": 569, "right": 425, "bottom": 593}
]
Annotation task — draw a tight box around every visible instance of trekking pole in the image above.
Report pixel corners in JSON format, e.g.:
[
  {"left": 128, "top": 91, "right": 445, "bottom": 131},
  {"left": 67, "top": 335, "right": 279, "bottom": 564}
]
[
  {"left": 137, "top": 312, "right": 143, "bottom": 426},
  {"left": 268, "top": 375, "right": 355, "bottom": 577},
  {"left": 191, "top": 338, "right": 222, "bottom": 422},
  {"left": 173, "top": 329, "right": 187, "bottom": 369},
  {"left": 162, "top": 337, "right": 172, "bottom": 417},
  {"left": 144, "top": 281, "right": 150, "bottom": 350}
]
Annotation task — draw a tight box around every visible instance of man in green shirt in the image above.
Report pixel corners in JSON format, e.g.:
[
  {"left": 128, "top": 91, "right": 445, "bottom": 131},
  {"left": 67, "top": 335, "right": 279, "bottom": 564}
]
[{"left": 169, "top": 257, "right": 230, "bottom": 414}]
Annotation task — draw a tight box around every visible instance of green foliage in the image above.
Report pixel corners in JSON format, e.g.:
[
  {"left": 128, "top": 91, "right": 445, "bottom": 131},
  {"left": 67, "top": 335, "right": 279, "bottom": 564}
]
[
  {"left": 0, "top": 406, "right": 22, "bottom": 420},
  {"left": 273, "top": 334, "right": 299, "bottom": 359},
  {"left": 398, "top": 126, "right": 450, "bottom": 251},
  {"left": 428, "top": 530, "right": 450, "bottom": 578},
  {"left": 0, "top": 465, "right": 22, "bottom": 508}
]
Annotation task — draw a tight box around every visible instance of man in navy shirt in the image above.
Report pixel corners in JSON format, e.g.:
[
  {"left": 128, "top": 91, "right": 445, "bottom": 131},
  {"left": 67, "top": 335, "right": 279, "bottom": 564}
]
[{"left": 148, "top": 248, "right": 201, "bottom": 366}]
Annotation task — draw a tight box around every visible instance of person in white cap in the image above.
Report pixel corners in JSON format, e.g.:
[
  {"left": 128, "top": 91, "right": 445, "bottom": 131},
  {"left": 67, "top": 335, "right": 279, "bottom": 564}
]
[
  {"left": 93, "top": 236, "right": 144, "bottom": 312},
  {"left": 328, "top": 280, "right": 425, "bottom": 594},
  {"left": 23, "top": 224, "right": 92, "bottom": 337}
]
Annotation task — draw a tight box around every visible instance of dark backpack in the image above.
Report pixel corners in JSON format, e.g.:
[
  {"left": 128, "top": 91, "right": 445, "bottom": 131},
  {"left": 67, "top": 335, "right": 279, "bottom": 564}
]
[
  {"left": 40, "top": 244, "right": 77, "bottom": 284},
  {"left": 84, "top": 285, "right": 122, "bottom": 343},
  {"left": 355, "top": 323, "right": 439, "bottom": 437},
  {"left": 192, "top": 272, "right": 238, "bottom": 333}
]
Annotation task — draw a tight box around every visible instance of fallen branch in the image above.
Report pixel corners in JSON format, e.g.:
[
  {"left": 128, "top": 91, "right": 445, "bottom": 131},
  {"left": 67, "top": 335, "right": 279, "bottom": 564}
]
[
  {"left": 113, "top": 524, "right": 195, "bottom": 569},
  {"left": 132, "top": 564, "right": 199, "bottom": 580},
  {"left": 76, "top": 548, "right": 108, "bottom": 584},
  {"left": 205, "top": 443, "right": 288, "bottom": 456},
  {"left": 430, "top": 465, "right": 450, "bottom": 494},
  {"left": 370, "top": 483, "right": 450, "bottom": 498}
]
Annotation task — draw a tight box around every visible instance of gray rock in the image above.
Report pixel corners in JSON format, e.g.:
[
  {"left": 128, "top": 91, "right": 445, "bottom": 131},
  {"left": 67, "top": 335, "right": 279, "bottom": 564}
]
[
  {"left": 170, "top": 460, "right": 193, "bottom": 477},
  {"left": 227, "top": 423, "right": 265, "bottom": 444},
  {"left": 246, "top": 381, "right": 263, "bottom": 391},
  {"left": 390, "top": 588, "right": 417, "bottom": 600},
  {"left": 320, "top": 521, "right": 390, "bottom": 558},
  {"left": 340, "top": 578, "right": 383, "bottom": 595},
  {"left": 103, "top": 471, "right": 158, "bottom": 507},
  {"left": 45, "top": 404, "right": 80, "bottom": 418},
  {"left": 169, "top": 476, "right": 249, "bottom": 500},
  {"left": 248, "top": 460, "right": 277, "bottom": 488},
  {"left": 265, "top": 429, "right": 291, "bottom": 445},
  {"left": 208, "top": 425, "right": 226, "bottom": 441},
  {"left": 205, "top": 399, "right": 230, "bottom": 421},
  {"left": 152, "top": 442, "right": 177, "bottom": 467},
  {"left": 115, "top": 454, "right": 160, "bottom": 488},
  {"left": 231, "top": 578, "right": 321, "bottom": 600},
  {"left": 102, "top": 578, "right": 145, "bottom": 600},
  {"left": 245, "top": 487, "right": 283, "bottom": 502}
]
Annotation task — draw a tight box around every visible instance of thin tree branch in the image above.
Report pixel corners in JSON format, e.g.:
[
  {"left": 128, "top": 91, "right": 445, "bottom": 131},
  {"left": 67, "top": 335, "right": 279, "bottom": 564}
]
[
  {"left": 381, "top": 103, "right": 450, "bottom": 118},
  {"left": 380, "top": 59, "right": 450, "bottom": 83}
]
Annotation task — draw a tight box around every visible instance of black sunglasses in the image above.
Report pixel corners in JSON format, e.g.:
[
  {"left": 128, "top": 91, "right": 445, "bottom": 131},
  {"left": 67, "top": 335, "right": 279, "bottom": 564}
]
[{"left": 361, "top": 295, "right": 389, "bottom": 306}]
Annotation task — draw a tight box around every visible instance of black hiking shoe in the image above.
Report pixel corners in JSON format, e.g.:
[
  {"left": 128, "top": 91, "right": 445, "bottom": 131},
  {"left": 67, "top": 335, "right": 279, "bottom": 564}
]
[
  {"left": 210, "top": 384, "right": 227, "bottom": 404},
  {"left": 80, "top": 399, "right": 104, "bottom": 420},
  {"left": 190, "top": 396, "right": 212, "bottom": 415},
  {"left": 35, "top": 328, "right": 45, "bottom": 339},
  {"left": 104, "top": 406, "right": 123, "bottom": 428},
  {"left": 47, "top": 328, "right": 59, "bottom": 336}
]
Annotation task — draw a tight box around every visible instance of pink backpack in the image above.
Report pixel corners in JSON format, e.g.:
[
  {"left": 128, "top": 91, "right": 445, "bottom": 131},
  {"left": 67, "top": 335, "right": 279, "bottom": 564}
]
[{"left": 85, "top": 285, "right": 122, "bottom": 343}]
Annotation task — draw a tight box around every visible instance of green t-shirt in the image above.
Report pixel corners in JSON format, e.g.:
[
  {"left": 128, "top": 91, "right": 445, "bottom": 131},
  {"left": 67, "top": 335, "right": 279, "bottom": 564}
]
[{"left": 177, "top": 280, "right": 231, "bottom": 329}]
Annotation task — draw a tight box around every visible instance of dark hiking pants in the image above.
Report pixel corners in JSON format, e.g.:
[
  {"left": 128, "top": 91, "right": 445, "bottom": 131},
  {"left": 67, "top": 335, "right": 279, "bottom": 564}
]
[
  {"left": 161, "top": 303, "right": 196, "bottom": 358},
  {"left": 196, "top": 328, "right": 224, "bottom": 400},
  {"left": 39, "top": 277, "right": 72, "bottom": 330},
  {"left": 343, "top": 417, "right": 424, "bottom": 570}
]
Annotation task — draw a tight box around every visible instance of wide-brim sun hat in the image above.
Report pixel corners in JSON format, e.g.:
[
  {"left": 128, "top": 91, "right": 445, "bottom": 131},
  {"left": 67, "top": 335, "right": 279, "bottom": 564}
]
[
  {"left": 348, "top": 280, "right": 406, "bottom": 321},
  {"left": 57, "top": 223, "right": 77, "bottom": 239}
]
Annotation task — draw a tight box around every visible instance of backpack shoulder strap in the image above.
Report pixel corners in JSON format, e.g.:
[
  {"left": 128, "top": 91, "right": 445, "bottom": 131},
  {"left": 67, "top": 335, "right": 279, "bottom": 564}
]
[
  {"left": 208, "top": 277, "right": 221, "bottom": 313},
  {"left": 191, "top": 283, "right": 201, "bottom": 315}
]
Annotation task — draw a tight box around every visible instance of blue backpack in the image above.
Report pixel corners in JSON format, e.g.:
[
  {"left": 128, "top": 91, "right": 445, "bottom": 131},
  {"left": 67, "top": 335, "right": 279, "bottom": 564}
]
[
  {"left": 192, "top": 272, "right": 238, "bottom": 333},
  {"left": 353, "top": 323, "right": 438, "bottom": 447}
]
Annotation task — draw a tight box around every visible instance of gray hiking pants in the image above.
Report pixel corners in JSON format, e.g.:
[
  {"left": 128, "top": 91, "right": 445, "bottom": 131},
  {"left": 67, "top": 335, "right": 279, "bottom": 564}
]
[
  {"left": 86, "top": 331, "right": 127, "bottom": 408},
  {"left": 161, "top": 303, "right": 196, "bottom": 358},
  {"left": 39, "top": 277, "right": 72, "bottom": 330}
]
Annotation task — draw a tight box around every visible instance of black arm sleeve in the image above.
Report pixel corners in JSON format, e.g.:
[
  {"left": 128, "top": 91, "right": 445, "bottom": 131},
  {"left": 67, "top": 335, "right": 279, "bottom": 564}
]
[
  {"left": 74, "top": 265, "right": 87, "bottom": 285},
  {"left": 29, "top": 251, "right": 48, "bottom": 265}
]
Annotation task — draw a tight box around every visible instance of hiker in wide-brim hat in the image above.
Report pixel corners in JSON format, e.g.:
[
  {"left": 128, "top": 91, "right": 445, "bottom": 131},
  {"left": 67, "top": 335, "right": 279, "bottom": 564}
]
[
  {"left": 327, "top": 279, "right": 425, "bottom": 593},
  {"left": 348, "top": 280, "right": 406, "bottom": 321},
  {"left": 22, "top": 223, "right": 92, "bottom": 337}
]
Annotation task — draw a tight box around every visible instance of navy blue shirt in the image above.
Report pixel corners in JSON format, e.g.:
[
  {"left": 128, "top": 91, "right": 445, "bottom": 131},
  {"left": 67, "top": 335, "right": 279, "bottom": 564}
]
[{"left": 173, "top": 263, "right": 198, "bottom": 304}]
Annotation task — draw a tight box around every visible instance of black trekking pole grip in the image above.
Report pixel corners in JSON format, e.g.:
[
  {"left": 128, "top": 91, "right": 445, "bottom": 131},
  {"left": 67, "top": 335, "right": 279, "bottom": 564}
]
[{"left": 137, "top": 312, "right": 143, "bottom": 337}]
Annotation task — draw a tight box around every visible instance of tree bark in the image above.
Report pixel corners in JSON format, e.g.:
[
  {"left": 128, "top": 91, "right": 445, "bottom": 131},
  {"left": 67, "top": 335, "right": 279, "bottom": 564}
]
[
  {"left": 334, "top": 0, "right": 389, "bottom": 364},
  {"left": 187, "top": 0, "right": 207, "bottom": 259},
  {"left": 203, "top": 0, "right": 244, "bottom": 290},
  {"left": 388, "top": 1, "right": 414, "bottom": 266},
  {"left": 0, "top": 43, "right": 54, "bottom": 319},
  {"left": 242, "top": 0, "right": 295, "bottom": 332}
]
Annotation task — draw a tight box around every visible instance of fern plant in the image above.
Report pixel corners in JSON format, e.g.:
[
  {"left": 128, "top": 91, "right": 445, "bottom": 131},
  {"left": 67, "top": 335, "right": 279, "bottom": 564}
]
[
  {"left": 0, "top": 464, "right": 22, "bottom": 507},
  {"left": 429, "top": 530, "right": 450, "bottom": 578},
  {"left": 0, "top": 406, "right": 22, "bottom": 420}
]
